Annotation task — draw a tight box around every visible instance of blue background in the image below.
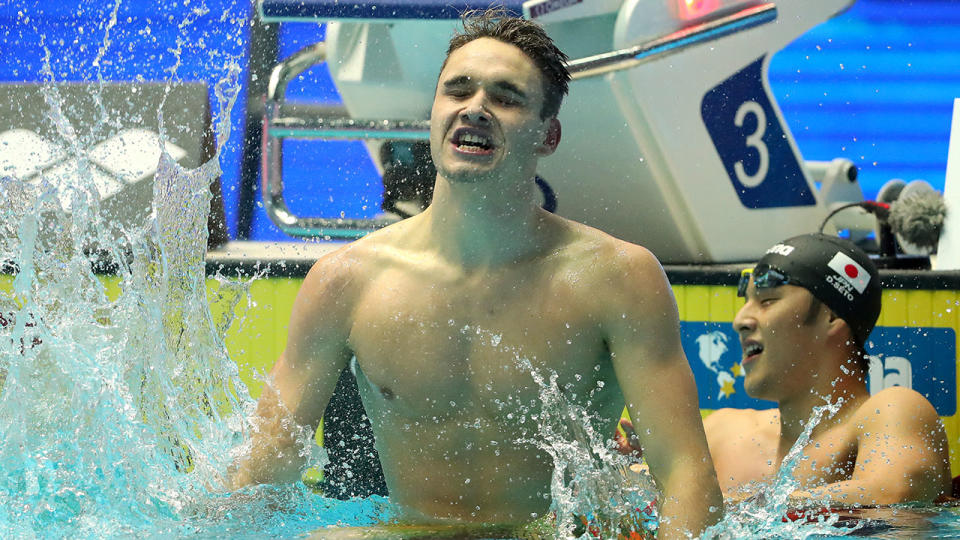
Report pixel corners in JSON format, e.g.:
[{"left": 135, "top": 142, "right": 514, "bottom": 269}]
[
  {"left": 682, "top": 321, "right": 958, "bottom": 415},
  {"left": 1, "top": 0, "right": 958, "bottom": 242}
]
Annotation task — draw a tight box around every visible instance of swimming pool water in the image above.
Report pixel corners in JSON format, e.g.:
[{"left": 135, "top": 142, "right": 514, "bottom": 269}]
[{"left": 2, "top": 1, "right": 960, "bottom": 538}]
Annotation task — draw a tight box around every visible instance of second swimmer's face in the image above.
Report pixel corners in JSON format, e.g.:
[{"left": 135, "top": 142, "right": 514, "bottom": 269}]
[{"left": 734, "top": 280, "right": 831, "bottom": 401}]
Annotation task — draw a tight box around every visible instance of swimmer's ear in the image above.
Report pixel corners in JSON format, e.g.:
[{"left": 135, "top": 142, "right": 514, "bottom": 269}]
[
  {"left": 825, "top": 310, "right": 849, "bottom": 337},
  {"left": 537, "top": 118, "right": 561, "bottom": 156}
]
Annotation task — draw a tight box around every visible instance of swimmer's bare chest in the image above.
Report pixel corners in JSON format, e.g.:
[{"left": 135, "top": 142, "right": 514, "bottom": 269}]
[
  {"left": 727, "top": 422, "right": 858, "bottom": 492},
  {"left": 790, "top": 424, "right": 859, "bottom": 487},
  {"left": 346, "top": 261, "right": 622, "bottom": 423},
  {"left": 713, "top": 410, "right": 858, "bottom": 493}
]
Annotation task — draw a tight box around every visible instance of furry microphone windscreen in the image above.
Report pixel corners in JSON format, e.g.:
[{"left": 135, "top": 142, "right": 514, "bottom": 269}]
[{"left": 888, "top": 190, "right": 947, "bottom": 250}]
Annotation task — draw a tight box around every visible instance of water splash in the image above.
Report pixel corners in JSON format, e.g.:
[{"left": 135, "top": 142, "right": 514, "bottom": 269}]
[
  {"left": 454, "top": 322, "right": 659, "bottom": 538},
  {"left": 0, "top": 1, "right": 392, "bottom": 537},
  {"left": 702, "top": 399, "right": 862, "bottom": 539},
  {"left": 0, "top": 2, "right": 897, "bottom": 537},
  {"left": 518, "top": 359, "right": 659, "bottom": 539},
  {"left": 447, "top": 321, "right": 872, "bottom": 539}
]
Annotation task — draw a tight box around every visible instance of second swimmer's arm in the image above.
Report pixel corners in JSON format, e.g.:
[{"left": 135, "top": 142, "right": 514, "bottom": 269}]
[{"left": 798, "top": 388, "right": 949, "bottom": 505}]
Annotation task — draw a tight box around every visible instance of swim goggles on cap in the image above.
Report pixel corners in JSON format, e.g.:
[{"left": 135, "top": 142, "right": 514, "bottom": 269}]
[{"left": 737, "top": 265, "right": 798, "bottom": 297}]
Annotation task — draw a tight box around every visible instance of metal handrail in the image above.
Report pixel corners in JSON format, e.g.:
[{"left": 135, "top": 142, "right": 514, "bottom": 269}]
[
  {"left": 261, "top": 42, "right": 431, "bottom": 239},
  {"left": 260, "top": 2, "right": 778, "bottom": 239}
]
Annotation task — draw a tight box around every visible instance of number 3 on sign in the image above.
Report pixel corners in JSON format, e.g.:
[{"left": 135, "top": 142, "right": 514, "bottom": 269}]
[
  {"left": 733, "top": 100, "right": 769, "bottom": 188},
  {"left": 702, "top": 57, "right": 815, "bottom": 208}
]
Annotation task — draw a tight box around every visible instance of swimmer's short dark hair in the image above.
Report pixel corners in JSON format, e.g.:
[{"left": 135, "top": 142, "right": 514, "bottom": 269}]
[{"left": 443, "top": 7, "right": 570, "bottom": 119}]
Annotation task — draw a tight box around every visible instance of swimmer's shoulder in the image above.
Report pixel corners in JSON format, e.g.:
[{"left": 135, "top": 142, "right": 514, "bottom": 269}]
[
  {"left": 547, "top": 218, "right": 678, "bottom": 328},
  {"left": 552, "top": 214, "right": 664, "bottom": 278},
  {"left": 852, "top": 386, "right": 942, "bottom": 430},
  {"left": 297, "top": 245, "right": 366, "bottom": 308},
  {"left": 304, "top": 215, "right": 423, "bottom": 281},
  {"left": 704, "top": 408, "right": 779, "bottom": 470},
  {"left": 704, "top": 409, "right": 778, "bottom": 451},
  {"left": 704, "top": 408, "right": 778, "bottom": 491}
]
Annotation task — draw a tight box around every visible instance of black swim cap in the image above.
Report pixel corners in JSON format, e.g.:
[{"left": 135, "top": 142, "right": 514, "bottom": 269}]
[{"left": 752, "top": 233, "right": 882, "bottom": 346}]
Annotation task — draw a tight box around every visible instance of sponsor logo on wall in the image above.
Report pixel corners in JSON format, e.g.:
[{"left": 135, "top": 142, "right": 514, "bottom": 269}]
[{"left": 0, "top": 128, "right": 185, "bottom": 209}]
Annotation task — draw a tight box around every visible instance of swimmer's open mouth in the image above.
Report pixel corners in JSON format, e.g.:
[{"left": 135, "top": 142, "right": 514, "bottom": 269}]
[
  {"left": 452, "top": 128, "right": 494, "bottom": 154},
  {"left": 743, "top": 341, "right": 763, "bottom": 362}
]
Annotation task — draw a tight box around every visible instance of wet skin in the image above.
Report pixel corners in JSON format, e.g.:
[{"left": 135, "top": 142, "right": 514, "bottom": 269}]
[
  {"left": 232, "top": 37, "right": 721, "bottom": 537},
  {"left": 735, "top": 283, "right": 830, "bottom": 403},
  {"left": 703, "top": 280, "right": 951, "bottom": 504},
  {"left": 429, "top": 38, "right": 559, "bottom": 187},
  {"left": 347, "top": 226, "right": 628, "bottom": 522}
]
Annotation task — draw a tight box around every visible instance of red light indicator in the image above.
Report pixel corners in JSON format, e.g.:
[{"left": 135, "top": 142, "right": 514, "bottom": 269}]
[{"left": 677, "top": 0, "right": 722, "bottom": 20}]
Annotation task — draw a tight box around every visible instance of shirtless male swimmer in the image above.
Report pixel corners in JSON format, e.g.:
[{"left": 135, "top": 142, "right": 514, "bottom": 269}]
[
  {"left": 706, "top": 234, "right": 950, "bottom": 505},
  {"left": 229, "top": 9, "right": 722, "bottom": 539}
]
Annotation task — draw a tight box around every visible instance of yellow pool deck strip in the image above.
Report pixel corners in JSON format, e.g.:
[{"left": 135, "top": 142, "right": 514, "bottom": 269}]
[{"left": 3, "top": 242, "right": 960, "bottom": 474}]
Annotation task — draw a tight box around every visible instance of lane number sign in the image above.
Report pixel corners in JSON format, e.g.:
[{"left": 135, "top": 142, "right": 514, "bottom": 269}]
[{"left": 701, "top": 56, "right": 816, "bottom": 209}]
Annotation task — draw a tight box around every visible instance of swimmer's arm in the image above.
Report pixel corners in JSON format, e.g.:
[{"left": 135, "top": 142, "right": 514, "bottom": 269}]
[
  {"left": 228, "top": 257, "right": 355, "bottom": 489},
  {"left": 799, "top": 387, "right": 950, "bottom": 505},
  {"left": 605, "top": 247, "right": 722, "bottom": 539}
]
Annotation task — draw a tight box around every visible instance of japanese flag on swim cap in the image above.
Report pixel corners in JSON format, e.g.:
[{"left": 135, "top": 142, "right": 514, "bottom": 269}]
[{"left": 755, "top": 233, "right": 882, "bottom": 346}]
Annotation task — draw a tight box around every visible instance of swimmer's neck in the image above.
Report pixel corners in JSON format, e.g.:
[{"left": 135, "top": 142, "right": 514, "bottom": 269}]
[{"left": 417, "top": 176, "right": 559, "bottom": 267}]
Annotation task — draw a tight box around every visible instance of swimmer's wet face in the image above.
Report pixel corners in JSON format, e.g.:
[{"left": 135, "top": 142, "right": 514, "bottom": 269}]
[
  {"left": 714, "top": 236, "right": 951, "bottom": 506},
  {"left": 430, "top": 37, "right": 560, "bottom": 184},
  {"left": 441, "top": 10, "right": 570, "bottom": 120},
  {"left": 734, "top": 277, "right": 834, "bottom": 401}
]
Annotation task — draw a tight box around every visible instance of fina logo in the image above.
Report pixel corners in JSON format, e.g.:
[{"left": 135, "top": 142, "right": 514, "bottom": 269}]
[{"left": 868, "top": 355, "right": 912, "bottom": 394}]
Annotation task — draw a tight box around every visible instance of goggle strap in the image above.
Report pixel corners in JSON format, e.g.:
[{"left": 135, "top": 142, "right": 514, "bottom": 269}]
[{"left": 737, "top": 268, "right": 752, "bottom": 297}]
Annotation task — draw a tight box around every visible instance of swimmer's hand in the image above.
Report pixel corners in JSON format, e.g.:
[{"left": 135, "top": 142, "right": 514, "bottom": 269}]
[
  {"left": 615, "top": 418, "right": 643, "bottom": 460},
  {"left": 723, "top": 488, "right": 812, "bottom": 507},
  {"left": 184, "top": 483, "right": 311, "bottom": 523}
]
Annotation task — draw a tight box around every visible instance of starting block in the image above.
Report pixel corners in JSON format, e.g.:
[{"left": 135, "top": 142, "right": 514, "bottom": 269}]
[{"left": 257, "top": 0, "right": 862, "bottom": 263}]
